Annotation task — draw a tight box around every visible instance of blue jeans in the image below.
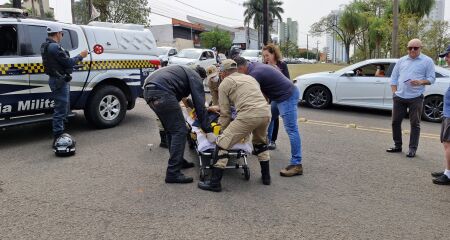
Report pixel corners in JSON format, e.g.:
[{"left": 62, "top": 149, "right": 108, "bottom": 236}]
[
  {"left": 49, "top": 76, "right": 70, "bottom": 137},
  {"left": 267, "top": 87, "right": 302, "bottom": 165}
]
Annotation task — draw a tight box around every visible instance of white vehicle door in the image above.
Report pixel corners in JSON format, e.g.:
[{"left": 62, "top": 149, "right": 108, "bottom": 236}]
[
  {"left": 335, "top": 63, "right": 388, "bottom": 107},
  {"left": 198, "top": 51, "right": 215, "bottom": 69},
  {"left": 25, "top": 24, "right": 89, "bottom": 112},
  {"left": 0, "top": 24, "right": 30, "bottom": 117}
]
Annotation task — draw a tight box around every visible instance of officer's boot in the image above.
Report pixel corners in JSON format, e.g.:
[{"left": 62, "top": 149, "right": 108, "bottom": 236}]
[
  {"left": 198, "top": 167, "right": 224, "bottom": 192},
  {"left": 260, "top": 161, "right": 271, "bottom": 185},
  {"left": 159, "top": 131, "right": 168, "bottom": 148}
]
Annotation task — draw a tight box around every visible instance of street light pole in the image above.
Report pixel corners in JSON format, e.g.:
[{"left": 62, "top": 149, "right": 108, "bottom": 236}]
[
  {"left": 263, "top": 0, "right": 269, "bottom": 46},
  {"left": 306, "top": 34, "right": 309, "bottom": 60}
]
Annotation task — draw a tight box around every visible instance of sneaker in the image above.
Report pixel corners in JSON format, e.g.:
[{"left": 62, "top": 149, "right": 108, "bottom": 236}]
[
  {"left": 280, "top": 164, "right": 303, "bottom": 177},
  {"left": 432, "top": 174, "right": 450, "bottom": 185},
  {"left": 268, "top": 142, "right": 277, "bottom": 150}
]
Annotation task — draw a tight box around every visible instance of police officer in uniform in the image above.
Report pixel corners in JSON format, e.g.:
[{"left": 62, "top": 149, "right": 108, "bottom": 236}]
[
  {"left": 41, "top": 24, "right": 88, "bottom": 147},
  {"left": 143, "top": 65, "right": 214, "bottom": 184}
]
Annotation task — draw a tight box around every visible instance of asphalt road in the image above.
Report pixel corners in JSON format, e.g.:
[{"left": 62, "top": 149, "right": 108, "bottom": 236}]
[{"left": 0, "top": 99, "right": 449, "bottom": 240}]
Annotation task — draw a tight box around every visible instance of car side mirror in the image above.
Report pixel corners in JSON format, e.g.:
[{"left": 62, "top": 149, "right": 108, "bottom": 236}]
[
  {"left": 168, "top": 51, "right": 176, "bottom": 56},
  {"left": 200, "top": 57, "right": 207, "bottom": 61}
]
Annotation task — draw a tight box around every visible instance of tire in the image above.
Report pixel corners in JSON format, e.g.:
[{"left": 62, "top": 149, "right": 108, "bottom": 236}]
[
  {"left": 304, "top": 85, "right": 332, "bottom": 109},
  {"left": 84, "top": 85, "right": 127, "bottom": 128},
  {"left": 422, "top": 95, "right": 443, "bottom": 123}
]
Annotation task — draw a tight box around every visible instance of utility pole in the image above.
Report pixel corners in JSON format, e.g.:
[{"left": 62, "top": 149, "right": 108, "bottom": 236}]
[
  {"left": 263, "top": 0, "right": 269, "bottom": 46},
  {"left": 306, "top": 34, "right": 309, "bottom": 60}
]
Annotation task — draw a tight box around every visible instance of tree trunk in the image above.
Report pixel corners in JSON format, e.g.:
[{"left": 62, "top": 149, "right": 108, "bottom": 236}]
[
  {"left": 392, "top": 0, "right": 399, "bottom": 58},
  {"left": 13, "top": 0, "right": 21, "bottom": 8},
  {"left": 31, "top": 0, "right": 36, "bottom": 16},
  {"left": 37, "top": 0, "right": 45, "bottom": 18},
  {"left": 345, "top": 42, "right": 351, "bottom": 64}
]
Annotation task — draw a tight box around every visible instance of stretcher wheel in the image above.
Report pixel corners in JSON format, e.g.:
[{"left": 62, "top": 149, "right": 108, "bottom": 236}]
[
  {"left": 243, "top": 165, "right": 250, "bottom": 180},
  {"left": 199, "top": 169, "right": 206, "bottom": 181}
]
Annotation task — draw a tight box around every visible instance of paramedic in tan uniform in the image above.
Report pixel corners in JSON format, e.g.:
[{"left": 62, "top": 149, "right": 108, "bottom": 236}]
[
  {"left": 206, "top": 65, "right": 220, "bottom": 106},
  {"left": 198, "top": 59, "right": 272, "bottom": 192}
]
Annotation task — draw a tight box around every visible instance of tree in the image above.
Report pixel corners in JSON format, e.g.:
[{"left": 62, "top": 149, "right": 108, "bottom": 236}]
[
  {"left": 310, "top": 5, "right": 364, "bottom": 63},
  {"left": 37, "top": 0, "right": 44, "bottom": 18},
  {"left": 243, "top": 0, "right": 284, "bottom": 47},
  {"left": 279, "top": 40, "right": 298, "bottom": 58},
  {"left": 392, "top": 0, "right": 400, "bottom": 57},
  {"left": 401, "top": 0, "right": 435, "bottom": 19},
  {"left": 12, "top": 0, "right": 21, "bottom": 8},
  {"left": 73, "top": 0, "right": 151, "bottom": 25},
  {"left": 422, "top": 20, "right": 450, "bottom": 63},
  {"left": 71, "top": 0, "right": 75, "bottom": 23},
  {"left": 200, "top": 27, "right": 232, "bottom": 53}
]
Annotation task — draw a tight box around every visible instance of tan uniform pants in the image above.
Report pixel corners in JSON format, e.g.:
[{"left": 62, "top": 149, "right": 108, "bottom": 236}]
[{"left": 214, "top": 117, "right": 270, "bottom": 169}]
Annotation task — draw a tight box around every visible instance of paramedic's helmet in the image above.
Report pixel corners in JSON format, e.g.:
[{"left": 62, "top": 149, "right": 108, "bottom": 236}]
[
  {"left": 206, "top": 65, "right": 219, "bottom": 82},
  {"left": 46, "top": 24, "right": 63, "bottom": 34},
  {"left": 53, "top": 133, "right": 76, "bottom": 156}
]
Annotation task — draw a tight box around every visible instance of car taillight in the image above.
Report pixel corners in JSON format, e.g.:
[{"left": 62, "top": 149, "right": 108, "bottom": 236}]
[{"left": 149, "top": 59, "right": 161, "bottom": 69}]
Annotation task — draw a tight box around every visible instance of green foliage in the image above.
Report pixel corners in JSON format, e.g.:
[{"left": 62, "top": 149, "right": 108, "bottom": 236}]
[
  {"left": 243, "top": 0, "right": 284, "bottom": 30},
  {"left": 279, "top": 40, "right": 298, "bottom": 58},
  {"left": 73, "top": 0, "right": 150, "bottom": 25},
  {"left": 200, "top": 27, "right": 232, "bottom": 53},
  {"left": 400, "top": 0, "right": 435, "bottom": 19}
]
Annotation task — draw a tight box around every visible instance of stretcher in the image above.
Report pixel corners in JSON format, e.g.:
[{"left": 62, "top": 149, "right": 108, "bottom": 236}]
[{"left": 181, "top": 106, "right": 252, "bottom": 181}]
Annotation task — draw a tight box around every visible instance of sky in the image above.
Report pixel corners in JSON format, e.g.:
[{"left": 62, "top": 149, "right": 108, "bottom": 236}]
[{"left": 1, "top": 0, "right": 450, "bottom": 48}]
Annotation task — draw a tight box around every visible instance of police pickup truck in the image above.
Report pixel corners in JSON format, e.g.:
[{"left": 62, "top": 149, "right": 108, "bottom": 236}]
[{"left": 0, "top": 16, "right": 160, "bottom": 128}]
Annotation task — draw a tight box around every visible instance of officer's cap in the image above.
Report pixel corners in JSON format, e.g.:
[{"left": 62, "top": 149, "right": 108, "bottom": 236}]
[
  {"left": 46, "top": 24, "right": 63, "bottom": 34},
  {"left": 220, "top": 59, "right": 237, "bottom": 72},
  {"left": 206, "top": 65, "right": 218, "bottom": 81}
]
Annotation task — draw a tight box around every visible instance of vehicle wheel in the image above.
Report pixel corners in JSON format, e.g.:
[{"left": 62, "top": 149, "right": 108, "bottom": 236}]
[
  {"left": 304, "top": 85, "right": 332, "bottom": 109},
  {"left": 243, "top": 165, "right": 250, "bottom": 180},
  {"left": 84, "top": 85, "right": 127, "bottom": 128},
  {"left": 422, "top": 95, "right": 443, "bottom": 122}
]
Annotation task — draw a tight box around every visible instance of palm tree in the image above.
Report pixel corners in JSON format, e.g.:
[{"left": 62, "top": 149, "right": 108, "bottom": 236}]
[
  {"left": 243, "top": 0, "right": 284, "bottom": 47},
  {"left": 392, "top": 0, "right": 399, "bottom": 58},
  {"left": 71, "top": 0, "right": 75, "bottom": 23},
  {"left": 23, "top": 0, "right": 37, "bottom": 16},
  {"left": 37, "top": 0, "right": 45, "bottom": 18},
  {"left": 401, "top": 0, "right": 435, "bottom": 19}
]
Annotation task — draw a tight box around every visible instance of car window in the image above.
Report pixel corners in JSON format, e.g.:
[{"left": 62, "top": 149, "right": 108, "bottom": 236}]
[
  {"left": 169, "top": 49, "right": 176, "bottom": 55},
  {"left": 0, "top": 24, "right": 18, "bottom": 56},
  {"left": 352, "top": 63, "right": 390, "bottom": 77},
  {"left": 27, "top": 25, "right": 77, "bottom": 55},
  {"left": 436, "top": 72, "right": 445, "bottom": 78}
]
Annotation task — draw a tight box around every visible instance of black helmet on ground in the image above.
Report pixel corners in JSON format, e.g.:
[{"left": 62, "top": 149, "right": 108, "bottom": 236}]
[{"left": 53, "top": 133, "right": 76, "bottom": 157}]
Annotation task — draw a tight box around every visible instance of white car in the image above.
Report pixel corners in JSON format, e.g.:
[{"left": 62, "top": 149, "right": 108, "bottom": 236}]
[
  {"left": 295, "top": 59, "right": 450, "bottom": 122},
  {"left": 156, "top": 47, "right": 177, "bottom": 67},
  {"left": 240, "top": 49, "right": 262, "bottom": 63},
  {"left": 168, "top": 48, "right": 217, "bottom": 69}
]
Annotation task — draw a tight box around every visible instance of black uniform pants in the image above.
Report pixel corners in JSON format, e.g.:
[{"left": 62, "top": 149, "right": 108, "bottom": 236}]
[{"left": 144, "top": 87, "right": 188, "bottom": 177}]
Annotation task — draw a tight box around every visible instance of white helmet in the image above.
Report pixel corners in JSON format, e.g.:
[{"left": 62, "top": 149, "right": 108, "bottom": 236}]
[{"left": 53, "top": 133, "right": 76, "bottom": 156}]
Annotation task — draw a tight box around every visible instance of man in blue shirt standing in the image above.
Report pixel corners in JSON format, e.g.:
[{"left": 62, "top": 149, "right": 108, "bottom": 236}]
[
  {"left": 386, "top": 39, "right": 436, "bottom": 157},
  {"left": 235, "top": 57, "right": 303, "bottom": 177},
  {"left": 432, "top": 45, "right": 450, "bottom": 185}
]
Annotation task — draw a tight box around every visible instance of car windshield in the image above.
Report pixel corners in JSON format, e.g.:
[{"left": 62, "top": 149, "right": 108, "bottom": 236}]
[
  {"left": 156, "top": 48, "right": 170, "bottom": 55},
  {"left": 240, "top": 50, "right": 260, "bottom": 57},
  {"left": 175, "top": 49, "right": 202, "bottom": 59}
]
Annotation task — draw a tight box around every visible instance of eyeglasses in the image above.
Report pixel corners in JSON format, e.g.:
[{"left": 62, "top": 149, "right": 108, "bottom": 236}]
[{"left": 407, "top": 47, "right": 420, "bottom": 51}]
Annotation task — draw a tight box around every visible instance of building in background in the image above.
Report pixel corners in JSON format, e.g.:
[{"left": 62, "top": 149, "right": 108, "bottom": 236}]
[
  {"left": 279, "top": 17, "right": 298, "bottom": 45},
  {"left": 426, "top": 0, "right": 445, "bottom": 21},
  {"left": 150, "top": 18, "right": 205, "bottom": 49},
  {"left": 325, "top": 10, "right": 347, "bottom": 63}
]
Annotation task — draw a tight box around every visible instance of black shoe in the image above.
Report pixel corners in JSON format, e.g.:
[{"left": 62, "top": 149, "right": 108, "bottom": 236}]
[
  {"left": 268, "top": 142, "right": 276, "bottom": 150},
  {"left": 386, "top": 147, "right": 402, "bottom": 153},
  {"left": 432, "top": 174, "right": 450, "bottom": 185},
  {"left": 431, "top": 171, "right": 444, "bottom": 178},
  {"left": 406, "top": 149, "right": 416, "bottom": 158},
  {"left": 260, "top": 161, "right": 271, "bottom": 185},
  {"left": 181, "top": 159, "right": 195, "bottom": 169},
  {"left": 165, "top": 174, "right": 193, "bottom": 184},
  {"left": 198, "top": 167, "right": 223, "bottom": 192}
]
